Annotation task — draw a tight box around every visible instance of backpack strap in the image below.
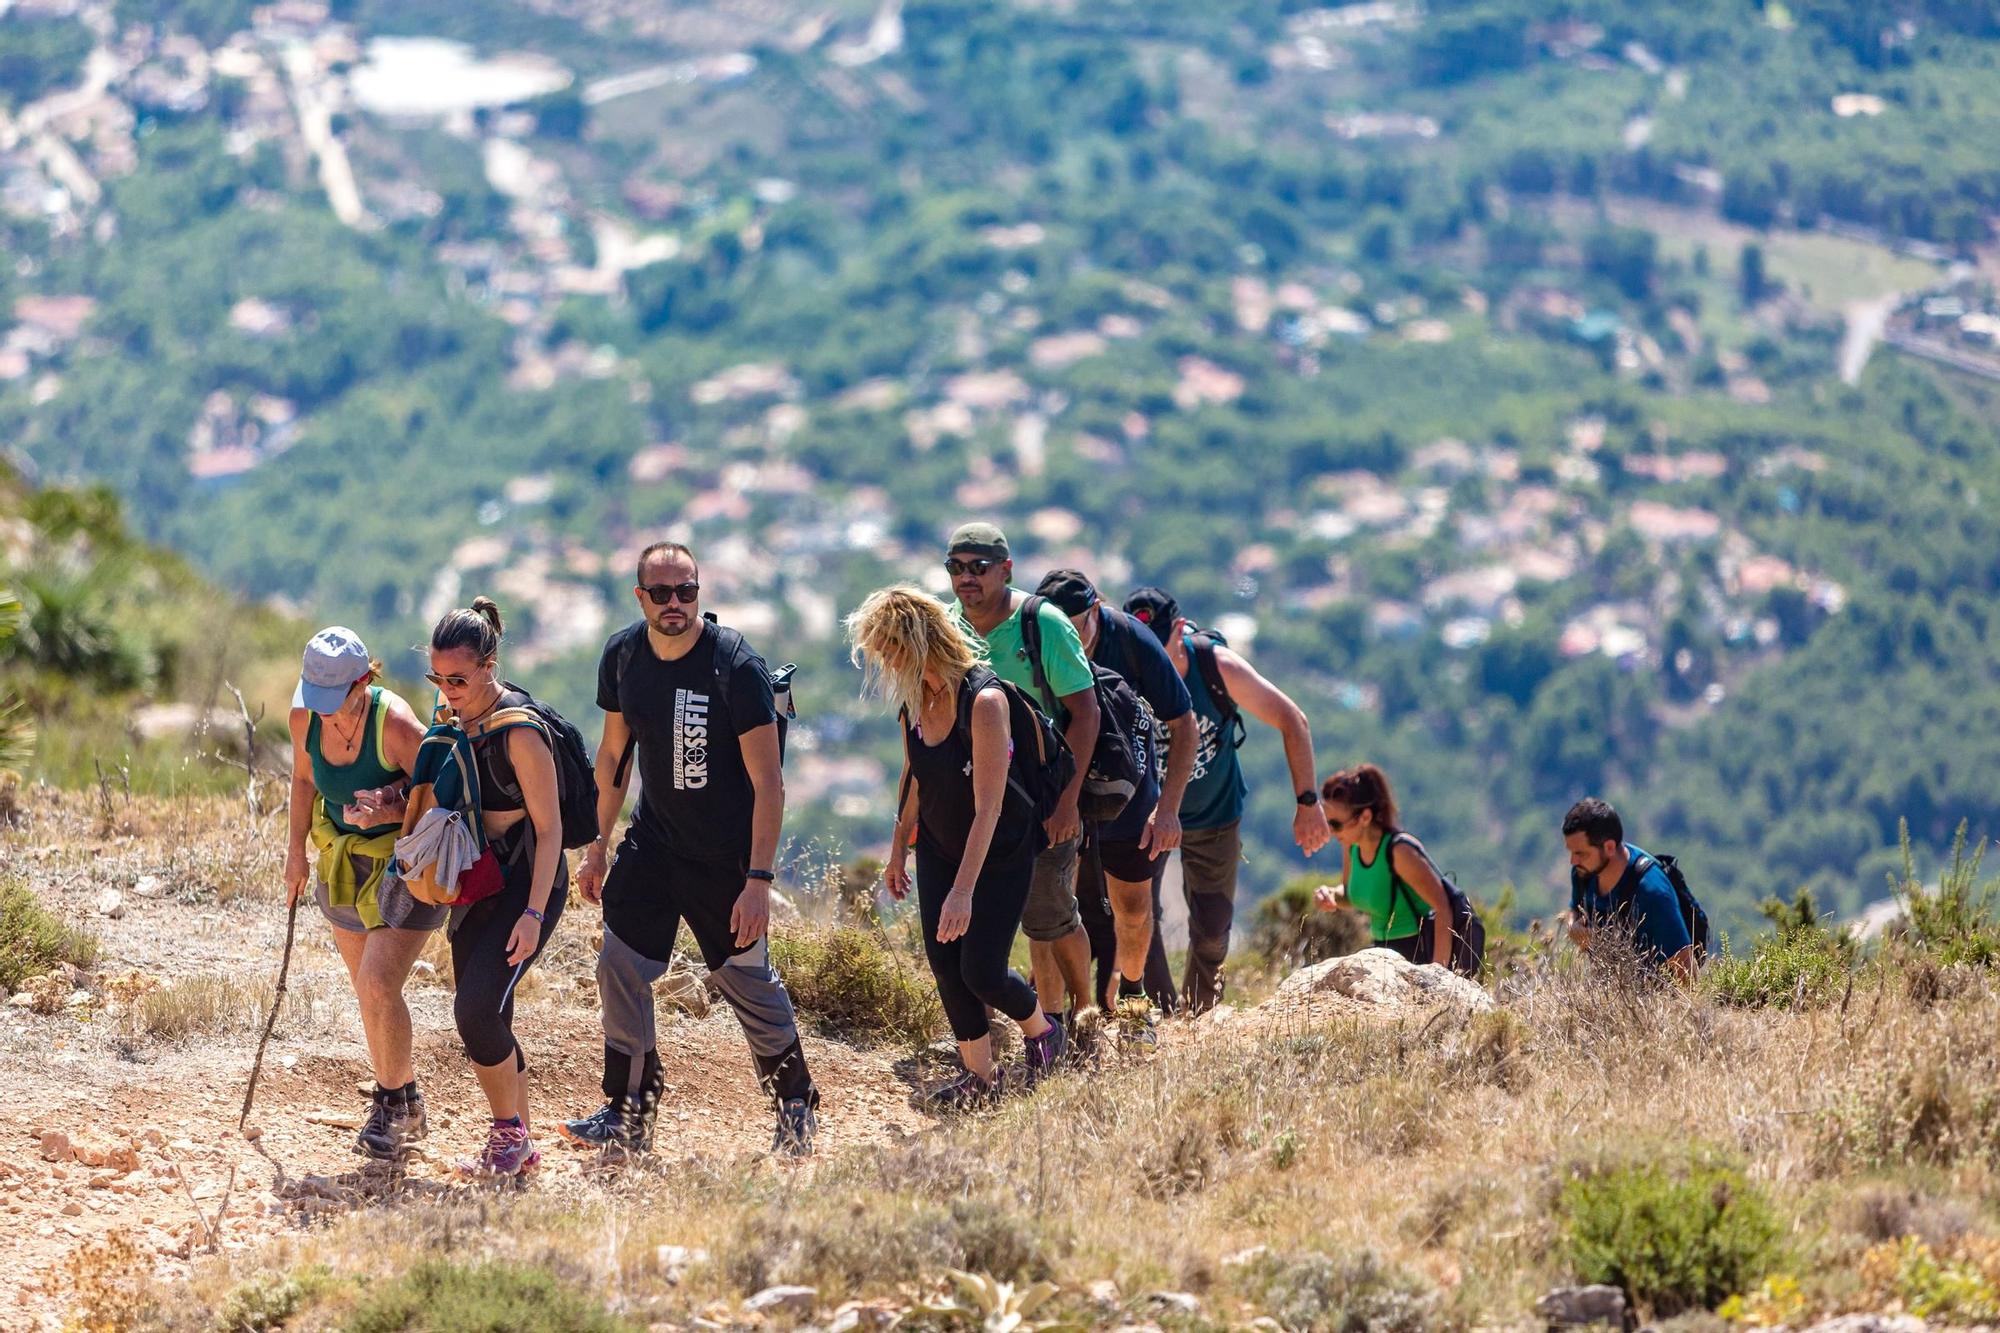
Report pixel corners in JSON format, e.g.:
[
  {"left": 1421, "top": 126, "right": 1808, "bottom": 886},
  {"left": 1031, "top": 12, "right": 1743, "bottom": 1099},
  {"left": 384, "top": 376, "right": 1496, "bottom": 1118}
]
[
  {"left": 611, "top": 626, "right": 647, "bottom": 788},
  {"left": 959, "top": 670, "right": 1046, "bottom": 816},
  {"left": 1188, "top": 631, "right": 1246, "bottom": 750},
  {"left": 1384, "top": 832, "right": 1439, "bottom": 928},
  {"left": 1017, "top": 595, "right": 1059, "bottom": 715}
]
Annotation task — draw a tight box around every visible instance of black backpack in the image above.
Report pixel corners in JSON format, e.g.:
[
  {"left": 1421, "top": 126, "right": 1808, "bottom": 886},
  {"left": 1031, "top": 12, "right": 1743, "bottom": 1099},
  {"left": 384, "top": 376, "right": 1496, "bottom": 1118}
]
[
  {"left": 899, "top": 667, "right": 1077, "bottom": 832},
  {"left": 611, "top": 614, "right": 798, "bottom": 788},
  {"left": 1018, "top": 595, "right": 1144, "bottom": 823},
  {"left": 477, "top": 685, "right": 602, "bottom": 851},
  {"left": 1625, "top": 852, "right": 1712, "bottom": 964},
  {"left": 1386, "top": 833, "right": 1487, "bottom": 978}
]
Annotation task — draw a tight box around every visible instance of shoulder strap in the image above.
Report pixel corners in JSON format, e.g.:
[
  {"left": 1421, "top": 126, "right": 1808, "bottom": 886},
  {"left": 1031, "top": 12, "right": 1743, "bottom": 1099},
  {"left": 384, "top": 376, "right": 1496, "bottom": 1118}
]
[
  {"left": 611, "top": 626, "right": 648, "bottom": 788},
  {"left": 705, "top": 617, "right": 748, "bottom": 722},
  {"left": 1017, "top": 595, "right": 1057, "bottom": 712},
  {"left": 1386, "top": 832, "right": 1440, "bottom": 924},
  {"left": 370, "top": 687, "right": 396, "bottom": 772},
  {"left": 1189, "top": 633, "right": 1245, "bottom": 746}
]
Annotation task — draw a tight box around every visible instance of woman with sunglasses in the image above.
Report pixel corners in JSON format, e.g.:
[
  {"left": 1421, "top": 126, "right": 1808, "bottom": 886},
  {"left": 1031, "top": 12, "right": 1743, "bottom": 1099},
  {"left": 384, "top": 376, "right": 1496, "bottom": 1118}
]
[
  {"left": 1311, "top": 763, "right": 1454, "bottom": 967},
  {"left": 285, "top": 626, "right": 440, "bottom": 1159},
  {"left": 426, "top": 597, "right": 568, "bottom": 1178}
]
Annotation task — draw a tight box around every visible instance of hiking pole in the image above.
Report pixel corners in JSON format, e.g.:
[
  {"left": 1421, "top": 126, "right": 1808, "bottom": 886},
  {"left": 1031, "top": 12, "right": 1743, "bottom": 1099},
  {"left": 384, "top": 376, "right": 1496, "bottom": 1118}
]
[{"left": 239, "top": 898, "right": 301, "bottom": 1130}]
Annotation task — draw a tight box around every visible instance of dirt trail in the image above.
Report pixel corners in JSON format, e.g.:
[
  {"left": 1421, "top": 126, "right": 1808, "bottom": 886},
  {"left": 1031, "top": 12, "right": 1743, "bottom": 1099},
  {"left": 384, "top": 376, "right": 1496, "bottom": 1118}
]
[{"left": 0, "top": 795, "right": 932, "bottom": 1332}]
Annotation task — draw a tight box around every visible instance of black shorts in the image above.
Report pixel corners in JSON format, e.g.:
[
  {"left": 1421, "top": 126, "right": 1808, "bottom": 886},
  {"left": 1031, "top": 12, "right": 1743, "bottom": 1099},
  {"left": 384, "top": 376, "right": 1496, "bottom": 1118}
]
[
  {"left": 602, "top": 823, "right": 750, "bottom": 970},
  {"left": 1094, "top": 833, "right": 1165, "bottom": 885}
]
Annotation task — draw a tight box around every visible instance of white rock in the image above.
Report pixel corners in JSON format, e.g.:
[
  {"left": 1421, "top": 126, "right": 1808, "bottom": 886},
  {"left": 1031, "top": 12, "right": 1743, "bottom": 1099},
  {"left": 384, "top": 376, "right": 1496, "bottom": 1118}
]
[
  {"left": 656, "top": 1244, "right": 709, "bottom": 1284},
  {"left": 1277, "top": 948, "right": 1493, "bottom": 1012},
  {"left": 132, "top": 875, "right": 167, "bottom": 898},
  {"left": 744, "top": 1285, "right": 818, "bottom": 1316},
  {"left": 96, "top": 889, "right": 125, "bottom": 919},
  {"left": 1801, "top": 1318, "right": 1928, "bottom": 1333},
  {"left": 1085, "top": 1279, "right": 1122, "bottom": 1307},
  {"left": 1147, "top": 1292, "right": 1202, "bottom": 1315},
  {"left": 1222, "top": 1245, "right": 1269, "bottom": 1269}
]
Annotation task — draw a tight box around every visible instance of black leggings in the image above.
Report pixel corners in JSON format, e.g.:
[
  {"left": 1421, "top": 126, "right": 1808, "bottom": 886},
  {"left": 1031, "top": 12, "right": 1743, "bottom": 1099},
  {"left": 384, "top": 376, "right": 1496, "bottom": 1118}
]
[
  {"left": 915, "top": 839, "right": 1040, "bottom": 1042},
  {"left": 452, "top": 846, "right": 569, "bottom": 1068}
]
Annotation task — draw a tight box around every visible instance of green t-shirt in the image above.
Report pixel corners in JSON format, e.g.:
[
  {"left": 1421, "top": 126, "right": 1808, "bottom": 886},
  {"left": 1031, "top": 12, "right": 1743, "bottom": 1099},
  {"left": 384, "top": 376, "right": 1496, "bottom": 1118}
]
[{"left": 954, "top": 595, "right": 1095, "bottom": 704}]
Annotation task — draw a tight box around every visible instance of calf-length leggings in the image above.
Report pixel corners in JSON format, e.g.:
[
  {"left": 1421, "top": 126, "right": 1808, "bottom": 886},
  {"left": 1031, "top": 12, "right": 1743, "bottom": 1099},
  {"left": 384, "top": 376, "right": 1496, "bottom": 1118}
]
[
  {"left": 451, "top": 843, "right": 569, "bottom": 1069},
  {"left": 915, "top": 838, "right": 1040, "bottom": 1042}
]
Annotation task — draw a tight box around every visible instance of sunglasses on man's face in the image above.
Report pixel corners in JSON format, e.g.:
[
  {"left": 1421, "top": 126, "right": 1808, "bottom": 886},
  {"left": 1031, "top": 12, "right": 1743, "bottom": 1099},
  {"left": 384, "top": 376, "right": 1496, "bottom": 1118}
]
[
  {"left": 641, "top": 582, "right": 701, "bottom": 606},
  {"left": 944, "top": 558, "right": 999, "bottom": 578}
]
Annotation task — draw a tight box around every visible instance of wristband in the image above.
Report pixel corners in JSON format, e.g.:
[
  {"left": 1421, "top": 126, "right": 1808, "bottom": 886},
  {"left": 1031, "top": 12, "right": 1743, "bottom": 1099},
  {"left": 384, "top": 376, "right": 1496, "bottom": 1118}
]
[
  {"left": 521, "top": 906, "right": 545, "bottom": 923},
  {"left": 746, "top": 869, "right": 775, "bottom": 883}
]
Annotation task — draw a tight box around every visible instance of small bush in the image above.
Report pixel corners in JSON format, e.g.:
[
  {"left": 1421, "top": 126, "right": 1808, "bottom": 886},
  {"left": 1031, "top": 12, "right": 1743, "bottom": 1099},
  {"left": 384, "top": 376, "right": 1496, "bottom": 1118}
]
[
  {"left": 1707, "top": 890, "right": 1857, "bottom": 1009},
  {"left": 1857, "top": 1236, "right": 2000, "bottom": 1322},
  {"left": 213, "top": 1265, "right": 335, "bottom": 1331},
  {"left": 126, "top": 974, "right": 253, "bottom": 1040},
  {"left": 1561, "top": 1155, "right": 1784, "bottom": 1316},
  {"left": 1251, "top": 873, "right": 1371, "bottom": 972},
  {"left": 772, "top": 921, "right": 944, "bottom": 1047},
  {"left": 345, "top": 1260, "right": 636, "bottom": 1333},
  {"left": 0, "top": 878, "right": 99, "bottom": 990},
  {"left": 1236, "top": 1249, "right": 1443, "bottom": 1333},
  {"left": 724, "top": 1190, "right": 1052, "bottom": 1294},
  {"left": 1893, "top": 821, "right": 2000, "bottom": 968}
]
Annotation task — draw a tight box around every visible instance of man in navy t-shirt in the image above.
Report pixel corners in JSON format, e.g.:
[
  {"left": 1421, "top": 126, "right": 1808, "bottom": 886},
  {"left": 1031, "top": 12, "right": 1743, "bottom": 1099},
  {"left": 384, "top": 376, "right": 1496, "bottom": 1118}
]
[
  {"left": 1562, "top": 797, "right": 1696, "bottom": 984},
  {"left": 1036, "top": 570, "right": 1194, "bottom": 1042}
]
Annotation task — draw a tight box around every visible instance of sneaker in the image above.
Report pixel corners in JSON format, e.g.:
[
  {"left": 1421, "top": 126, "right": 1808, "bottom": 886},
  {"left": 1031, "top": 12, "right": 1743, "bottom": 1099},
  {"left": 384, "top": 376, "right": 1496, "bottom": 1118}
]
[
  {"left": 457, "top": 1119, "right": 540, "bottom": 1178},
  {"left": 772, "top": 1097, "right": 817, "bottom": 1158},
  {"left": 355, "top": 1087, "right": 428, "bottom": 1160},
  {"left": 920, "top": 1067, "right": 1004, "bottom": 1113},
  {"left": 558, "top": 1100, "right": 653, "bottom": 1155},
  {"left": 1115, "top": 995, "right": 1159, "bottom": 1051},
  {"left": 1023, "top": 1021, "right": 1069, "bottom": 1085}
]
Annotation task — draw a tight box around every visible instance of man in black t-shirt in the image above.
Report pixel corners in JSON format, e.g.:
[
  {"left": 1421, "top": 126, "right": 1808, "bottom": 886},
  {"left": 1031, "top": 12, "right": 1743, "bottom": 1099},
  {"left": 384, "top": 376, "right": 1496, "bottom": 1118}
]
[{"left": 558, "top": 541, "right": 819, "bottom": 1158}]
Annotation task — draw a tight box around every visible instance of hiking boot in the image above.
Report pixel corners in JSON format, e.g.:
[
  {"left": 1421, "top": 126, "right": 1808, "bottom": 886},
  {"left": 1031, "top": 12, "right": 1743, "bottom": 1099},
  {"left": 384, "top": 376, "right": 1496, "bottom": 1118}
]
[
  {"left": 558, "top": 1100, "right": 652, "bottom": 1155},
  {"left": 1115, "top": 995, "right": 1159, "bottom": 1052},
  {"left": 457, "top": 1119, "right": 540, "bottom": 1178},
  {"left": 772, "top": 1096, "right": 817, "bottom": 1158},
  {"left": 920, "top": 1067, "right": 1004, "bottom": 1114},
  {"left": 1023, "top": 1020, "right": 1069, "bottom": 1085},
  {"left": 355, "top": 1086, "right": 427, "bottom": 1160}
]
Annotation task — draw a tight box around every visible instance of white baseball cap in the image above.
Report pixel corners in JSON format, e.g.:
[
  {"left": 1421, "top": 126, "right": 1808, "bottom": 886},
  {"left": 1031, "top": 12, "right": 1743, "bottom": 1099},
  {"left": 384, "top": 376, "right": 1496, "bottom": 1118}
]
[{"left": 299, "top": 626, "right": 371, "bottom": 714}]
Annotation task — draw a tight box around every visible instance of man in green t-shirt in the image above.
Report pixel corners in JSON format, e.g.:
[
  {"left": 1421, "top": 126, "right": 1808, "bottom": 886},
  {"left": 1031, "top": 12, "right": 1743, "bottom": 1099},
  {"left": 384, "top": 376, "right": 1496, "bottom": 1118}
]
[{"left": 946, "top": 522, "right": 1102, "bottom": 1030}]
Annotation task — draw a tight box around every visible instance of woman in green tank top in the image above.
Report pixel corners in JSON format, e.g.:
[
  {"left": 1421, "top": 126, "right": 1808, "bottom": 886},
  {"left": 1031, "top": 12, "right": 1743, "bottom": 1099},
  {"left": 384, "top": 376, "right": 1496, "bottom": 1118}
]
[
  {"left": 1310, "top": 763, "right": 1455, "bottom": 967},
  {"left": 284, "top": 626, "right": 437, "bottom": 1161}
]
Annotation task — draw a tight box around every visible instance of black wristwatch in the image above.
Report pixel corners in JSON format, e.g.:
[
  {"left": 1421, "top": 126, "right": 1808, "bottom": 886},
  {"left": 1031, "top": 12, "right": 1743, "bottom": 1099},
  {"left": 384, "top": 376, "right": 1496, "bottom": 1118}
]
[
  {"left": 746, "top": 869, "right": 775, "bottom": 883},
  {"left": 1296, "top": 790, "right": 1320, "bottom": 806}
]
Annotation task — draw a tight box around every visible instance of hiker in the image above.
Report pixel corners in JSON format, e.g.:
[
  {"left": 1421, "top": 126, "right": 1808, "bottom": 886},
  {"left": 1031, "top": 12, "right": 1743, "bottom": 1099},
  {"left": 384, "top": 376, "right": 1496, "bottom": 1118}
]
[
  {"left": 1123, "top": 587, "right": 1332, "bottom": 1014},
  {"left": 946, "top": 523, "right": 1102, "bottom": 1035},
  {"left": 563, "top": 542, "right": 820, "bottom": 1158},
  {"left": 849, "top": 585, "right": 1067, "bottom": 1106},
  {"left": 1562, "top": 798, "right": 1698, "bottom": 983},
  {"left": 428, "top": 598, "right": 569, "bottom": 1178},
  {"left": 1035, "top": 570, "right": 1194, "bottom": 1041},
  {"left": 1310, "top": 764, "right": 1456, "bottom": 966},
  {"left": 283, "top": 626, "right": 439, "bottom": 1160}
]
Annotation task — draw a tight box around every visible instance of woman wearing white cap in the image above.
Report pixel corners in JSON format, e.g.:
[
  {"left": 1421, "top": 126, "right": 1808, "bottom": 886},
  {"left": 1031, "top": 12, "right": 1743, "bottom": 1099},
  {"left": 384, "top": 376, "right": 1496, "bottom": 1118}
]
[{"left": 284, "top": 625, "right": 440, "bottom": 1161}]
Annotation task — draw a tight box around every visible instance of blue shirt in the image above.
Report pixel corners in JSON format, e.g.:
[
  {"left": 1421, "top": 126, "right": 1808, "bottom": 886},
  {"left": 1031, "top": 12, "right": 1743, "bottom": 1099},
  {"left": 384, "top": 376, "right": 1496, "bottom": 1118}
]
[
  {"left": 1088, "top": 605, "right": 1193, "bottom": 843},
  {"left": 1570, "top": 843, "right": 1693, "bottom": 965}
]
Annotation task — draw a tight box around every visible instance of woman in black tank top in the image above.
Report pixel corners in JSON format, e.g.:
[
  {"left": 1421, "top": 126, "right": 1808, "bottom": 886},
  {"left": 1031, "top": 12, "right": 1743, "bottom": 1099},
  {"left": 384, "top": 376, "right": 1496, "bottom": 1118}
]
[{"left": 848, "top": 585, "right": 1067, "bottom": 1109}]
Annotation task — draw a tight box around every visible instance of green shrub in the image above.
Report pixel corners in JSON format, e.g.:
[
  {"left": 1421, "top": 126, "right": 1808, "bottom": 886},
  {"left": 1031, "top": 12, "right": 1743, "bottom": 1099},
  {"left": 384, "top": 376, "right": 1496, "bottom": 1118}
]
[
  {"left": 345, "top": 1260, "right": 636, "bottom": 1333},
  {"left": 212, "top": 1265, "right": 334, "bottom": 1331},
  {"left": 1561, "top": 1156, "right": 1784, "bottom": 1316},
  {"left": 1235, "top": 1249, "right": 1443, "bottom": 1333},
  {"left": 1893, "top": 822, "right": 2000, "bottom": 968},
  {"left": 771, "top": 921, "right": 944, "bottom": 1047},
  {"left": 0, "top": 879, "right": 99, "bottom": 990},
  {"left": 1251, "top": 873, "right": 1371, "bottom": 972},
  {"left": 1707, "top": 890, "right": 1858, "bottom": 1009}
]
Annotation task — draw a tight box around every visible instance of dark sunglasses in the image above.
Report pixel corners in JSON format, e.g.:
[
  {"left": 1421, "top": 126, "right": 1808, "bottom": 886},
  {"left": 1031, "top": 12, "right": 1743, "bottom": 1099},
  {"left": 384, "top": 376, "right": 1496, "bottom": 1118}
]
[
  {"left": 1326, "top": 812, "right": 1353, "bottom": 831},
  {"left": 426, "top": 671, "right": 474, "bottom": 690},
  {"left": 641, "top": 582, "right": 701, "bottom": 606},
  {"left": 944, "top": 558, "right": 999, "bottom": 578}
]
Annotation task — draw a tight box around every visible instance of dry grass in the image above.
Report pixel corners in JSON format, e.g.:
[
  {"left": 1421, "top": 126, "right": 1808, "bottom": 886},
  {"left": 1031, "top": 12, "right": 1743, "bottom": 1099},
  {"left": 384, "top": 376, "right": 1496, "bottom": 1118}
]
[{"left": 121, "top": 954, "right": 2000, "bottom": 1330}]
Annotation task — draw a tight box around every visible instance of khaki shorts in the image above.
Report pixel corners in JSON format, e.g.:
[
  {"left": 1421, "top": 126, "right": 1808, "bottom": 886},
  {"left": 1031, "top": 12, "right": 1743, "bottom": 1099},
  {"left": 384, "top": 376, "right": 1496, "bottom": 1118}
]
[{"left": 1019, "top": 835, "right": 1082, "bottom": 942}]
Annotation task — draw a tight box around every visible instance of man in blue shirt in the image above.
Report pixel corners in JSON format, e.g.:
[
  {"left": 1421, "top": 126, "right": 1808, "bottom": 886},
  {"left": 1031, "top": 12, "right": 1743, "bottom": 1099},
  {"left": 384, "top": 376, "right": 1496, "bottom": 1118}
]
[
  {"left": 1036, "top": 570, "right": 1195, "bottom": 1042},
  {"left": 1562, "top": 797, "right": 1696, "bottom": 983}
]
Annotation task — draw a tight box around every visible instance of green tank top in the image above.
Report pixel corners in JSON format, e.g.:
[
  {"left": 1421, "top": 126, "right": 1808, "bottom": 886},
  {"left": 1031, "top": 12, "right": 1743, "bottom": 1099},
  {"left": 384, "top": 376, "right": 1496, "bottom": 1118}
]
[
  {"left": 307, "top": 687, "right": 402, "bottom": 836},
  {"left": 1346, "top": 834, "right": 1430, "bottom": 941}
]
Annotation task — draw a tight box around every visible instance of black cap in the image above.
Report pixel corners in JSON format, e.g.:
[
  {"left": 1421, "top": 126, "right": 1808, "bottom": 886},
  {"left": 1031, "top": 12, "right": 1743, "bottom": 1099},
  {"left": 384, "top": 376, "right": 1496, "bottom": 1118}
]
[
  {"left": 1035, "top": 568, "right": 1099, "bottom": 617},
  {"left": 1123, "top": 586, "right": 1179, "bottom": 646}
]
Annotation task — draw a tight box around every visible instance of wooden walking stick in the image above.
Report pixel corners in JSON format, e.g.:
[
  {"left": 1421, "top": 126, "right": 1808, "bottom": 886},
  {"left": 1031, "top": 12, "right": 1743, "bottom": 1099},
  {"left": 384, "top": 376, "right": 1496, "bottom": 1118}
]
[{"left": 239, "top": 899, "right": 301, "bottom": 1130}]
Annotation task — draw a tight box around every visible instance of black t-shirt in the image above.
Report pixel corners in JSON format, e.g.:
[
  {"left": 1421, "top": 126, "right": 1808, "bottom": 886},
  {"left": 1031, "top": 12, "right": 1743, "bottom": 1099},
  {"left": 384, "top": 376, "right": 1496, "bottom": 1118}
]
[{"left": 596, "top": 621, "right": 779, "bottom": 860}]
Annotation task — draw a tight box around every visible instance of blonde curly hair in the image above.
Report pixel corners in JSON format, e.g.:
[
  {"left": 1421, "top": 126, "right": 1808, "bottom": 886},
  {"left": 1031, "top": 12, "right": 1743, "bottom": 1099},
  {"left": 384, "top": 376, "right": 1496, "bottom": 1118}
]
[{"left": 845, "top": 584, "right": 988, "bottom": 714}]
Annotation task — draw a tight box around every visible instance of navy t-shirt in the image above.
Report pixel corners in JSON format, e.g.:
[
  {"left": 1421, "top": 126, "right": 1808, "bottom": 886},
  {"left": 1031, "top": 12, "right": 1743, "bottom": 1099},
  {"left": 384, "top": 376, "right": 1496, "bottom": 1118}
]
[
  {"left": 1089, "top": 605, "right": 1193, "bottom": 843},
  {"left": 596, "top": 621, "right": 778, "bottom": 861},
  {"left": 1570, "top": 843, "right": 1693, "bottom": 965}
]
